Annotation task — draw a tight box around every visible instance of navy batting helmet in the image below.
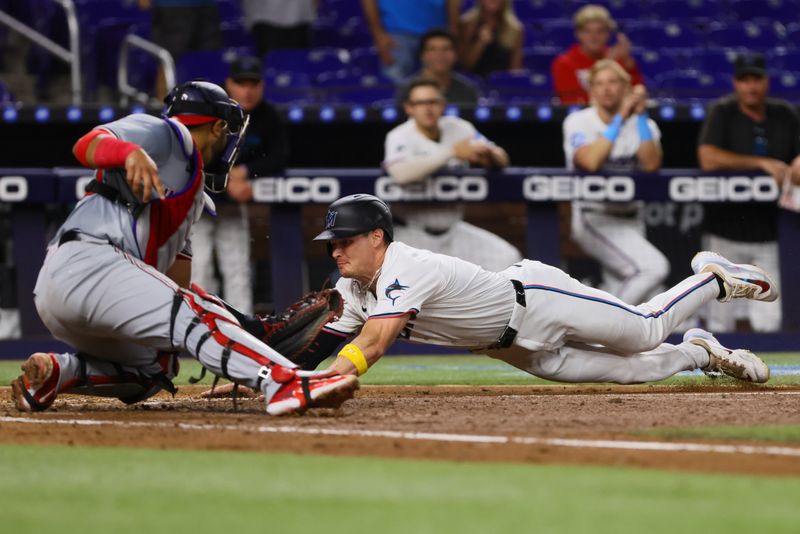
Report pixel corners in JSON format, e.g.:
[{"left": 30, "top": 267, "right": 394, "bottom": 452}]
[
  {"left": 314, "top": 194, "right": 394, "bottom": 242},
  {"left": 163, "top": 81, "right": 249, "bottom": 192}
]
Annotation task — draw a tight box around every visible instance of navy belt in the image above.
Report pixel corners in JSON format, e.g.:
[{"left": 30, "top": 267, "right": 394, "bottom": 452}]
[{"left": 493, "top": 279, "right": 526, "bottom": 349}]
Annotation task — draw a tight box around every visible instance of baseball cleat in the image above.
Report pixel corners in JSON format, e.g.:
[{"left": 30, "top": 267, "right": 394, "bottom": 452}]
[
  {"left": 266, "top": 367, "right": 359, "bottom": 416},
  {"left": 10, "top": 352, "right": 60, "bottom": 412},
  {"left": 684, "top": 328, "right": 770, "bottom": 383},
  {"left": 691, "top": 251, "right": 778, "bottom": 303}
]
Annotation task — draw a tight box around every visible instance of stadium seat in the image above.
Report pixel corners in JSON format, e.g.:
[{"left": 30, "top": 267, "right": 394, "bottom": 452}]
[
  {"left": 767, "top": 48, "right": 800, "bottom": 71},
  {"left": 485, "top": 69, "right": 551, "bottom": 103},
  {"left": 216, "top": 0, "right": 244, "bottom": 24},
  {"left": 524, "top": 0, "right": 569, "bottom": 20},
  {"left": 769, "top": 70, "right": 800, "bottom": 99},
  {"left": 221, "top": 20, "right": 257, "bottom": 50},
  {"left": 264, "top": 48, "right": 351, "bottom": 75},
  {"left": 0, "top": 80, "right": 14, "bottom": 104},
  {"left": 533, "top": 20, "right": 576, "bottom": 47},
  {"left": 523, "top": 47, "right": 560, "bottom": 73},
  {"left": 630, "top": 21, "right": 704, "bottom": 50},
  {"left": 654, "top": 69, "right": 729, "bottom": 100},
  {"left": 651, "top": 0, "right": 731, "bottom": 21},
  {"left": 636, "top": 49, "right": 682, "bottom": 81},
  {"left": 350, "top": 47, "right": 382, "bottom": 75},
  {"left": 691, "top": 48, "right": 740, "bottom": 77},
  {"left": 707, "top": 22, "right": 786, "bottom": 50},
  {"left": 176, "top": 50, "right": 250, "bottom": 85},
  {"left": 729, "top": 0, "right": 800, "bottom": 23}
]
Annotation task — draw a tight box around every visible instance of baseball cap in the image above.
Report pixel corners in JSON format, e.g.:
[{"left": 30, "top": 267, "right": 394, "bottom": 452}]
[
  {"left": 734, "top": 53, "right": 767, "bottom": 79},
  {"left": 229, "top": 56, "right": 263, "bottom": 82}
]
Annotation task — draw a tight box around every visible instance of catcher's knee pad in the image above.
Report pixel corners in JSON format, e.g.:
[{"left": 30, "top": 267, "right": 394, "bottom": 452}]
[{"left": 170, "top": 285, "right": 296, "bottom": 386}]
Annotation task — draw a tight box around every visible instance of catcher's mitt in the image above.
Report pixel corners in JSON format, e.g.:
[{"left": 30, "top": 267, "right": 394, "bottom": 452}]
[{"left": 261, "top": 288, "right": 343, "bottom": 362}]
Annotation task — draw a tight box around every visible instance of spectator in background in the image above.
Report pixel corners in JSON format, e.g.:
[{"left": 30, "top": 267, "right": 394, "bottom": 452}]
[
  {"left": 551, "top": 4, "right": 643, "bottom": 105},
  {"left": 562, "top": 60, "right": 668, "bottom": 304},
  {"left": 138, "top": 0, "right": 223, "bottom": 100},
  {"left": 458, "top": 0, "right": 523, "bottom": 77},
  {"left": 697, "top": 52, "right": 800, "bottom": 332},
  {"left": 243, "top": 0, "right": 316, "bottom": 58},
  {"left": 383, "top": 79, "right": 521, "bottom": 271},
  {"left": 397, "top": 29, "right": 480, "bottom": 105},
  {"left": 191, "top": 57, "right": 289, "bottom": 314},
  {"left": 362, "top": 0, "right": 462, "bottom": 82}
]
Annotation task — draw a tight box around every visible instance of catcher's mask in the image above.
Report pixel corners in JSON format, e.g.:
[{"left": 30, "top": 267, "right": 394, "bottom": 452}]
[
  {"left": 314, "top": 194, "right": 394, "bottom": 254},
  {"left": 163, "top": 80, "right": 250, "bottom": 193}
]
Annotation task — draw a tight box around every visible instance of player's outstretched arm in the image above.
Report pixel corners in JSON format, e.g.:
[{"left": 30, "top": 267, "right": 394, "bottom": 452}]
[{"left": 328, "top": 315, "right": 410, "bottom": 376}]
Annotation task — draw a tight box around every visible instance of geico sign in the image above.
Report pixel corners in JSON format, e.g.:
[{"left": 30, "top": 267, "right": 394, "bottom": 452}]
[
  {"left": 523, "top": 175, "right": 634, "bottom": 201},
  {"left": 252, "top": 177, "right": 340, "bottom": 202},
  {"left": 669, "top": 176, "right": 778, "bottom": 202},
  {"left": 375, "top": 175, "right": 488, "bottom": 201},
  {"left": 0, "top": 176, "right": 29, "bottom": 202}
]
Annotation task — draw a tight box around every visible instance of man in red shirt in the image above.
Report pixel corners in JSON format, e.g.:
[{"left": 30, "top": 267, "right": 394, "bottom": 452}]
[{"left": 551, "top": 4, "right": 644, "bottom": 105}]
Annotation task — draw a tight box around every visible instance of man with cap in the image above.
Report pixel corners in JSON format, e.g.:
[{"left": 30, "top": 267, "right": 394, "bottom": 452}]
[
  {"left": 191, "top": 56, "right": 290, "bottom": 315},
  {"left": 697, "top": 52, "right": 800, "bottom": 332}
]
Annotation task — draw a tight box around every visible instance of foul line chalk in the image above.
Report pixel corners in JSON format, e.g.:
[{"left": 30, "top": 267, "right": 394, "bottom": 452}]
[{"left": 2, "top": 416, "right": 799, "bottom": 458}]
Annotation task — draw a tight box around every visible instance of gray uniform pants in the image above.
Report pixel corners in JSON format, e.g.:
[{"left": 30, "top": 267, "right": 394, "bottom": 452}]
[{"left": 34, "top": 237, "right": 292, "bottom": 400}]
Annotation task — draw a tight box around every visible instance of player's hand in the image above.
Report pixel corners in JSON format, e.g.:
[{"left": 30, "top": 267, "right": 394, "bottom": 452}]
[
  {"left": 632, "top": 84, "right": 648, "bottom": 115},
  {"left": 375, "top": 31, "right": 396, "bottom": 66},
  {"left": 137, "top": 0, "right": 152, "bottom": 10},
  {"left": 618, "top": 92, "right": 638, "bottom": 119},
  {"left": 789, "top": 159, "right": 800, "bottom": 185},
  {"left": 453, "top": 138, "right": 490, "bottom": 165},
  {"left": 226, "top": 165, "right": 253, "bottom": 202},
  {"left": 200, "top": 382, "right": 261, "bottom": 399},
  {"left": 125, "top": 148, "right": 165, "bottom": 201},
  {"left": 758, "top": 157, "right": 789, "bottom": 182},
  {"left": 608, "top": 32, "right": 633, "bottom": 63}
]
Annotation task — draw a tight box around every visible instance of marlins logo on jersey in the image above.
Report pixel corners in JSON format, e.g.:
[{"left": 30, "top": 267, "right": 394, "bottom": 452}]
[{"left": 385, "top": 278, "right": 409, "bottom": 305}]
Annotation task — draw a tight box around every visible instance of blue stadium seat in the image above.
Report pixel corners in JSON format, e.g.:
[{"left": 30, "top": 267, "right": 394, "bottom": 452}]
[
  {"left": 485, "top": 69, "right": 551, "bottom": 103},
  {"left": 176, "top": 49, "right": 253, "bottom": 85},
  {"left": 769, "top": 70, "right": 800, "bottom": 99},
  {"left": 0, "top": 80, "right": 14, "bottom": 104},
  {"left": 654, "top": 69, "right": 729, "bottom": 100},
  {"left": 591, "top": 0, "right": 644, "bottom": 21},
  {"left": 318, "top": 0, "right": 365, "bottom": 24},
  {"left": 523, "top": 47, "right": 560, "bottom": 73},
  {"left": 651, "top": 0, "right": 731, "bottom": 21},
  {"left": 221, "top": 20, "right": 256, "bottom": 50},
  {"left": 217, "top": 0, "right": 244, "bottom": 24},
  {"left": 707, "top": 22, "right": 786, "bottom": 50},
  {"left": 690, "top": 48, "right": 740, "bottom": 77},
  {"left": 326, "top": 87, "right": 396, "bottom": 104},
  {"left": 730, "top": 0, "right": 800, "bottom": 23},
  {"left": 630, "top": 21, "right": 704, "bottom": 50},
  {"left": 350, "top": 47, "right": 381, "bottom": 75},
  {"left": 533, "top": 20, "right": 576, "bottom": 47},
  {"left": 767, "top": 48, "right": 800, "bottom": 71},
  {"left": 635, "top": 49, "right": 682, "bottom": 81},
  {"left": 524, "top": 0, "right": 569, "bottom": 20},
  {"left": 264, "top": 48, "right": 351, "bottom": 75}
]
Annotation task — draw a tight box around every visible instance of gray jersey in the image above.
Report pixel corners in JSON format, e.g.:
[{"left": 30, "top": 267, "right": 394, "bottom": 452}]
[
  {"left": 324, "top": 241, "right": 516, "bottom": 348},
  {"left": 54, "top": 114, "right": 207, "bottom": 273}
]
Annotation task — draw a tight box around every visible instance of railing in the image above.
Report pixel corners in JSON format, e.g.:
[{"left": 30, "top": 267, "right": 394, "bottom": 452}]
[
  {"left": 0, "top": 168, "right": 799, "bottom": 355},
  {"left": 117, "top": 33, "right": 175, "bottom": 107},
  {"left": 0, "top": 0, "right": 82, "bottom": 105}
]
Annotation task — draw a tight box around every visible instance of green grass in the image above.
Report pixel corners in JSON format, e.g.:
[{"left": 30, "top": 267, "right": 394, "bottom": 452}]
[
  {"left": 0, "top": 444, "right": 799, "bottom": 534},
  {"left": 2, "top": 353, "right": 799, "bottom": 386},
  {"left": 644, "top": 425, "right": 800, "bottom": 444}
]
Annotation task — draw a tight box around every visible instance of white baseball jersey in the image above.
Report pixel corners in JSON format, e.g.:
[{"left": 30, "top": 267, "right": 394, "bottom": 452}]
[
  {"left": 54, "top": 114, "right": 208, "bottom": 273},
  {"left": 562, "top": 107, "right": 661, "bottom": 173},
  {"left": 384, "top": 116, "right": 484, "bottom": 231},
  {"left": 324, "top": 241, "right": 516, "bottom": 348}
]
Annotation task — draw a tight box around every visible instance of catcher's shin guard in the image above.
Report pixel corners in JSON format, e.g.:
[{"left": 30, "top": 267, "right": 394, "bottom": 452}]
[{"left": 171, "top": 286, "right": 357, "bottom": 414}]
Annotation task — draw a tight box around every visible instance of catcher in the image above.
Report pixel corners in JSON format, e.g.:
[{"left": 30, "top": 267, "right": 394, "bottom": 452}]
[
  {"left": 11, "top": 81, "right": 357, "bottom": 415},
  {"left": 208, "top": 193, "right": 776, "bottom": 399}
]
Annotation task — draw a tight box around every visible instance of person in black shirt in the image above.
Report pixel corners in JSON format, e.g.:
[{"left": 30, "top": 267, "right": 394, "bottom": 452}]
[
  {"left": 190, "top": 56, "right": 289, "bottom": 314},
  {"left": 697, "top": 52, "right": 800, "bottom": 332}
]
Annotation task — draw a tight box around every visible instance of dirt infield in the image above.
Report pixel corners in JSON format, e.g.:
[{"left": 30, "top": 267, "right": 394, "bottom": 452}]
[{"left": 3, "top": 384, "right": 800, "bottom": 477}]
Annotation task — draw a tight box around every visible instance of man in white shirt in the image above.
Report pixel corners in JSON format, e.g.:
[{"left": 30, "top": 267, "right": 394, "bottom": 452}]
[
  {"left": 562, "top": 59, "right": 669, "bottom": 304},
  {"left": 384, "top": 79, "right": 521, "bottom": 271},
  {"left": 316, "top": 194, "right": 774, "bottom": 385}
]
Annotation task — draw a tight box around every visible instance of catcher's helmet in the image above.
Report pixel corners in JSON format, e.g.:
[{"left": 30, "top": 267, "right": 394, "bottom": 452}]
[
  {"left": 314, "top": 194, "right": 393, "bottom": 242},
  {"left": 163, "top": 81, "right": 249, "bottom": 192}
]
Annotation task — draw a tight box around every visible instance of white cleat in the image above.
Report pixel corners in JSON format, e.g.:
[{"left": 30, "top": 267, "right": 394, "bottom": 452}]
[
  {"left": 684, "top": 328, "right": 770, "bottom": 383},
  {"left": 691, "top": 251, "right": 778, "bottom": 303}
]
